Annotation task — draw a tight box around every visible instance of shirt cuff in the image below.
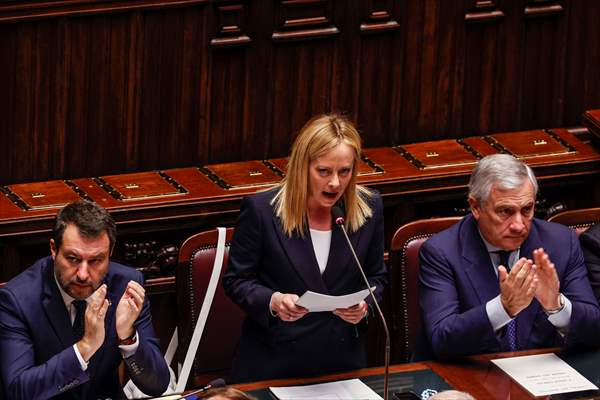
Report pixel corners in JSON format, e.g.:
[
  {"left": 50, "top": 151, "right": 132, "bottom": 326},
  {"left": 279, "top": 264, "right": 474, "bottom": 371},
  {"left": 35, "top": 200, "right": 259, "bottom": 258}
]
[
  {"left": 72, "top": 344, "right": 89, "bottom": 371},
  {"left": 547, "top": 294, "right": 571, "bottom": 333},
  {"left": 486, "top": 295, "right": 513, "bottom": 331},
  {"left": 119, "top": 330, "right": 139, "bottom": 358}
]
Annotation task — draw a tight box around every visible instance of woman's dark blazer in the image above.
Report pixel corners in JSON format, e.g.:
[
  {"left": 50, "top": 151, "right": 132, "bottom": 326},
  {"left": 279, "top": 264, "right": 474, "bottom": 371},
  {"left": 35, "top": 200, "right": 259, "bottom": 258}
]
[{"left": 222, "top": 188, "right": 388, "bottom": 383}]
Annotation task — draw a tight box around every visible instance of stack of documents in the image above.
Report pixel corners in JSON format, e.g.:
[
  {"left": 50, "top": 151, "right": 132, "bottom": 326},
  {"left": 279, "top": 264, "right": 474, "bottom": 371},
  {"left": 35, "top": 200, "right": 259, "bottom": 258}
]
[{"left": 270, "top": 378, "right": 383, "bottom": 400}]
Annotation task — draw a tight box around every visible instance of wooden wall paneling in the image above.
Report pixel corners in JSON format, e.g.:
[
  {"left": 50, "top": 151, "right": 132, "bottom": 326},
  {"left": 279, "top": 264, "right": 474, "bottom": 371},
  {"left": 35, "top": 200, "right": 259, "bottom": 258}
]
[
  {"left": 0, "top": 24, "right": 17, "bottom": 185},
  {"left": 13, "top": 22, "right": 39, "bottom": 183},
  {"left": 268, "top": 1, "right": 338, "bottom": 157},
  {"left": 518, "top": 2, "right": 567, "bottom": 130},
  {"left": 329, "top": 1, "right": 358, "bottom": 125},
  {"left": 136, "top": 9, "right": 187, "bottom": 170},
  {"left": 124, "top": 11, "right": 143, "bottom": 172},
  {"left": 86, "top": 15, "right": 125, "bottom": 176},
  {"left": 271, "top": 0, "right": 339, "bottom": 43},
  {"left": 0, "top": 0, "right": 209, "bottom": 24},
  {"left": 524, "top": 0, "right": 564, "bottom": 17},
  {"left": 359, "top": 0, "right": 400, "bottom": 34},
  {"left": 398, "top": 0, "right": 465, "bottom": 143},
  {"left": 207, "top": 47, "right": 248, "bottom": 163},
  {"left": 398, "top": 0, "right": 424, "bottom": 142},
  {"left": 180, "top": 6, "right": 209, "bottom": 167},
  {"left": 206, "top": 1, "right": 254, "bottom": 163},
  {"left": 240, "top": 0, "right": 273, "bottom": 162},
  {"left": 430, "top": 0, "right": 461, "bottom": 139},
  {"left": 104, "top": 14, "right": 133, "bottom": 175},
  {"left": 65, "top": 17, "right": 92, "bottom": 177},
  {"left": 354, "top": 0, "right": 402, "bottom": 147},
  {"left": 464, "top": 0, "right": 505, "bottom": 23},
  {"left": 564, "top": 1, "right": 600, "bottom": 127},
  {"left": 154, "top": 9, "right": 187, "bottom": 169},
  {"left": 461, "top": 8, "right": 503, "bottom": 135},
  {"left": 268, "top": 40, "right": 336, "bottom": 157},
  {"left": 51, "top": 18, "right": 71, "bottom": 179},
  {"left": 489, "top": 0, "right": 523, "bottom": 132}
]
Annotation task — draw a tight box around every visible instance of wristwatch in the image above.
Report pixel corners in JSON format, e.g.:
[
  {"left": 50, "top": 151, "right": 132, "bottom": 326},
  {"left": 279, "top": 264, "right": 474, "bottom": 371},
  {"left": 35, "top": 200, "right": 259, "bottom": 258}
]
[
  {"left": 545, "top": 293, "right": 565, "bottom": 315},
  {"left": 118, "top": 331, "right": 137, "bottom": 346}
]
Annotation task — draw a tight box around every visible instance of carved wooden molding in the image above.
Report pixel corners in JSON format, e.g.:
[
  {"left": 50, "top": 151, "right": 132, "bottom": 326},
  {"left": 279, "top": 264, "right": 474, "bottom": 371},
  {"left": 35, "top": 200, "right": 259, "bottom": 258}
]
[
  {"left": 272, "top": 0, "right": 339, "bottom": 43},
  {"left": 0, "top": 0, "right": 208, "bottom": 23},
  {"left": 524, "top": 0, "right": 564, "bottom": 17},
  {"left": 465, "top": 0, "right": 505, "bottom": 23},
  {"left": 210, "top": 2, "right": 251, "bottom": 48},
  {"left": 360, "top": 0, "right": 400, "bottom": 34}
]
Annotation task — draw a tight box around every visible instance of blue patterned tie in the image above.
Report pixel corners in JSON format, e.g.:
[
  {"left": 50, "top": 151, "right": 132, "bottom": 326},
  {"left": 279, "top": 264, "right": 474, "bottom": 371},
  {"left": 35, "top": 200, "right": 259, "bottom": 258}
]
[{"left": 498, "top": 250, "right": 518, "bottom": 351}]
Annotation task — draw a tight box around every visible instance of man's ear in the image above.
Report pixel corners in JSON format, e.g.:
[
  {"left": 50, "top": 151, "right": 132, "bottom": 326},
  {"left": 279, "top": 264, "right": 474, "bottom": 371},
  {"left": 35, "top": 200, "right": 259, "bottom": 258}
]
[
  {"left": 50, "top": 239, "right": 57, "bottom": 260},
  {"left": 468, "top": 196, "right": 481, "bottom": 220}
]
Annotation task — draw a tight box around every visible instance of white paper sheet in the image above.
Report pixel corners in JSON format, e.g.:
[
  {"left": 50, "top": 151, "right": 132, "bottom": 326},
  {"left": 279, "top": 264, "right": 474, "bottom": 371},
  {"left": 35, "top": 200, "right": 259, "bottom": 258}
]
[
  {"left": 269, "top": 378, "right": 383, "bottom": 400},
  {"left": 295, "top": 287, "right": 375, "bottom": 312},
  {"left": 491, "top": 353, "right": 598, "bottom": 396}
]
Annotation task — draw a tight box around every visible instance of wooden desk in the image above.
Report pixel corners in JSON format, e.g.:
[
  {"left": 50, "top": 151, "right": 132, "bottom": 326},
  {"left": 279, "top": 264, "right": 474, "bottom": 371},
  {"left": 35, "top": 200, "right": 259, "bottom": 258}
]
[{"left": 234, "top": 349, "right": 600, "bottom": 400}]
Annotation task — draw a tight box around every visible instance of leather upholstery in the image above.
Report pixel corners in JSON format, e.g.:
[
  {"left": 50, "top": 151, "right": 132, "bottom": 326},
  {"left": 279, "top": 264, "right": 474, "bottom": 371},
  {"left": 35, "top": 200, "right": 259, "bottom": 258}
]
[
  {"left": 547, "top": 207, "right": 600, "bottom": 236},
  {"left": 389, "top": 217, "right": 462, "bottom": 362},
  {"left": 176, "top": 228, "right": 244, "bottom": 386}
]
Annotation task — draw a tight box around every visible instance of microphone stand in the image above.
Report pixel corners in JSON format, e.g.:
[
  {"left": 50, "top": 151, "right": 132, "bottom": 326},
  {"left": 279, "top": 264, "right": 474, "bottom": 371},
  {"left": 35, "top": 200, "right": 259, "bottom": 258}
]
[{"left": 335, "top": 221, "right": 390, "bottom": 400}]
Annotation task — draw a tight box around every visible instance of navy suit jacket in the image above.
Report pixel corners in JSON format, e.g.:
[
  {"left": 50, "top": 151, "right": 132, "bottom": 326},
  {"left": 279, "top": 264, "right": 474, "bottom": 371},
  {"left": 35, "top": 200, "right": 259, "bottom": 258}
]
[
  {"left": 419, "top": 214, "right": 600, "bottom": 359},
  {"left": 222, "top": 189, "right": 388, "bottom": 382},
  {"left": 0, "top": 257, "right": 170, "bottom": 400}
]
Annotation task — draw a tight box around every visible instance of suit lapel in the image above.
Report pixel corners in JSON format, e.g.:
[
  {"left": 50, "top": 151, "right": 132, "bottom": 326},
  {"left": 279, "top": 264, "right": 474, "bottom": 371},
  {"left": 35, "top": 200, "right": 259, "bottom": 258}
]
[
  {"left": 41, "top": 261, "right": 74, "bottom": 348},
  {"left": 461, "top": 215, "right": 502, "bottom": 303},
  {"left": 272, "top": 217, "right": 329, "bottom": 294},
  {"left": 322, "top": 223, "right": 359, "bottom": 288}
]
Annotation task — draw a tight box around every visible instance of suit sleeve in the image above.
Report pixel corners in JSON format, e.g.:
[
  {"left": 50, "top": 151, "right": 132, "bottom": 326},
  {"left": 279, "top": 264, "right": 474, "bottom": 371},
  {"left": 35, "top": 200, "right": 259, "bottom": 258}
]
[
  {"left": 222, "top": 195, "right": 275, "bottom": 329},
  {"left": 363, "top": 194, "right": 388, "bottom": 307},
  {"left": 580, "top": 224, "right": 600, "bottom": 305},
  {"left": 124, "top": 274, "right": 170, "bottom": 397},
  {"left": 0, "top": 288, "right": 89, "bottom": 400},
  {"left": 560, "top": 230, "right": 600, "bottom": 347},
  {"left": 418, "top": 240, "right": 500, "bottom": 358}
]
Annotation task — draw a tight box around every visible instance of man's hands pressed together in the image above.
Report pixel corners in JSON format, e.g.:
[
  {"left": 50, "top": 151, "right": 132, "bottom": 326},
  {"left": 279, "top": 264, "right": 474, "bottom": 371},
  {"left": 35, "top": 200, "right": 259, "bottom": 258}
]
[{"left": 116, "top": 281, "right": 145, "bottom": 341}]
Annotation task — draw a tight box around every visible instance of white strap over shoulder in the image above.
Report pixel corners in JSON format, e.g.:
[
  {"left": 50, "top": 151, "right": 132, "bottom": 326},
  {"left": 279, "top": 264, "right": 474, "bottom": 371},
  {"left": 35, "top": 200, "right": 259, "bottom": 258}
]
[{"left": 175, "top": 227, "right": 227, "bottom": 392}]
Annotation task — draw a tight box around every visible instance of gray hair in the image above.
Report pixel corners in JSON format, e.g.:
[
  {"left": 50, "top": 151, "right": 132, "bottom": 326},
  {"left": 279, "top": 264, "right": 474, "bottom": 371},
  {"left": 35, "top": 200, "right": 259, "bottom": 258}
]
[
  {"left": 468, "top": 154, "right": 538, "bottom": 204},
  {"left": 429, "top": 390, "right": 476, "bottom": 400}
]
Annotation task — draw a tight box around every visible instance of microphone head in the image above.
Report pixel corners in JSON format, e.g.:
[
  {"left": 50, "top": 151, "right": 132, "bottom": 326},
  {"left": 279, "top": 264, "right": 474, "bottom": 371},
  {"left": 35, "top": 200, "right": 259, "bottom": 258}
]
[
  {"left": 331, "top": 206, "right": 345, "bottom": 225},
  {"left": 207, "top": 378, "right": 226, "bottom": 389}
]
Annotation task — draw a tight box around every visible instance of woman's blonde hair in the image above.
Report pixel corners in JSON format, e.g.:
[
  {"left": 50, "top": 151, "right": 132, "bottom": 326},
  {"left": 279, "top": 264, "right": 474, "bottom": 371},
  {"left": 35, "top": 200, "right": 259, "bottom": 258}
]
[{"left": 272, "top": 113, "right": 373, "bottom": 237}]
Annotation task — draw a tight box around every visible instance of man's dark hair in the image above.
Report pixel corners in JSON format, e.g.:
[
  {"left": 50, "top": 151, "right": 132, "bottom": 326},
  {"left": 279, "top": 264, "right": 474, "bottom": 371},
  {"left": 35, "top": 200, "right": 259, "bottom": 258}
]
[{"left": 53, "top": 200, "right": 116, "bottom": 251}]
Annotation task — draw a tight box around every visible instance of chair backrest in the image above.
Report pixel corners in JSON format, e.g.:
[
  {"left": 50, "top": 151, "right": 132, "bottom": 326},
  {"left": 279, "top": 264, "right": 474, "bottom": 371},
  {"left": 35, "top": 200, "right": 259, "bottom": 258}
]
[
  {"left": 389, "top": 216, "right": 462, "bottom": 363},
  {"left": 547, "top": 207, "right": 600, "bottom": 236},
  {"left": 176, "top": 227, "right": 244, "bottom": 387}
]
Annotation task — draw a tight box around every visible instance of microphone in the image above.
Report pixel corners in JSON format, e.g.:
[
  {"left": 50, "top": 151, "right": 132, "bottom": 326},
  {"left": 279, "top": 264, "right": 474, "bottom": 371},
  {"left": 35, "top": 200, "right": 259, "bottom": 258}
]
[
  {"left": 331, "top": 206, "right": 390, "bottom": 400},
  {"left": 183, "top": 378, "right": 226, "bottom": 399},
  {"left": 146, "top": 378, "right": 226, "bottom": 400}
]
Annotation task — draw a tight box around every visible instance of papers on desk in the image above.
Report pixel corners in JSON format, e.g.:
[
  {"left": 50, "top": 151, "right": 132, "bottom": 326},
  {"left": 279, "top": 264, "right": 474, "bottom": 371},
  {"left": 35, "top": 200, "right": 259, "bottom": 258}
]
[
  {"left": 491, "top": 353, "right": 598, "bottom": 397},
  {"left": 295, "top": 287, "right": 375, "bottom": 312},
  {"left": 269, "top": 378, "right": 383, "bottom": 400}
]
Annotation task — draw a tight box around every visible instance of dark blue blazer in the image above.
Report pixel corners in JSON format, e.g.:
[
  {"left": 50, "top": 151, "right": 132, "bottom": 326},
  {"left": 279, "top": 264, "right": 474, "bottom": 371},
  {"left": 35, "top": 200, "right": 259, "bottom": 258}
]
[
  {"left": 222, "top": 189, "right": 388, "bottom": 383},
  {"left": 419, "top": 214, "right": 600, "bottom": 359},
  {"left": 0, "top": 257, "right": 170, "bottom": 400}
]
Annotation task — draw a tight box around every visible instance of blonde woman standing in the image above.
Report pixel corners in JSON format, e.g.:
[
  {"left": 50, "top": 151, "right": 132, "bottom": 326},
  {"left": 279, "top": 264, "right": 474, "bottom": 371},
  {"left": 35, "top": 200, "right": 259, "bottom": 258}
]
[{"left": 223, "top": 114, "right": 387, "bottom": 382}]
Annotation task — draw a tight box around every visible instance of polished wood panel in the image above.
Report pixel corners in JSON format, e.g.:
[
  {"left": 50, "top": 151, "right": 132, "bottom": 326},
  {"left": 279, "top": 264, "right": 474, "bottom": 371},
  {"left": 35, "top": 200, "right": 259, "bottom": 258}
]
[
  {"left": 2, "top": 1, "right": 600, "bottom": 185},
  {"left": 235, "top": 348, "right": 595, "bottom": 400}
]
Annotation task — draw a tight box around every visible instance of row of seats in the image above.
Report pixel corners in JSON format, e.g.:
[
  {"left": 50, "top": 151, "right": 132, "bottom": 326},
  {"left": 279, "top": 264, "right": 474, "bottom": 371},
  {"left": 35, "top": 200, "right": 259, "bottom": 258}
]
[{"left": 172, "top": 207, "right": 600, "bottom": 387}]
